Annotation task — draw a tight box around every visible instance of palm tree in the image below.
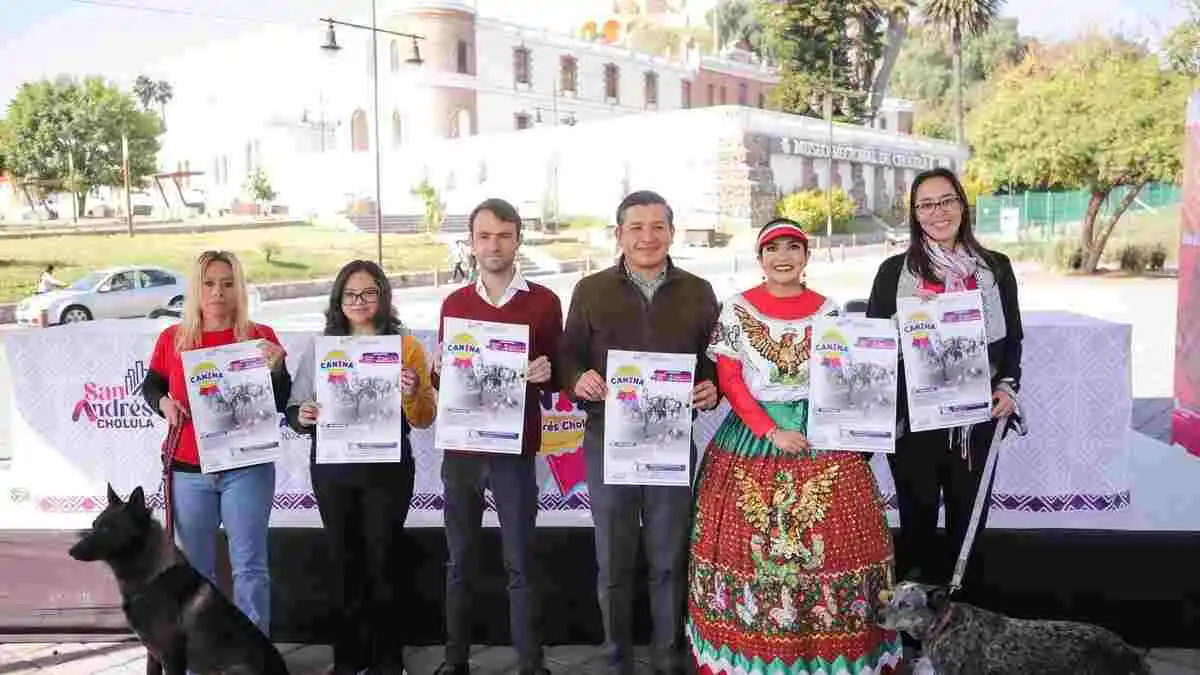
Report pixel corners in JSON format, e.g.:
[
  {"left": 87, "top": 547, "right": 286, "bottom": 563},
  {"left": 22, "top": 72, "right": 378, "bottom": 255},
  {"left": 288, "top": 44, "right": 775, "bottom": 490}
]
[
  {"left": 131, "top": 76, "right": 174, "bottom": 127},
  {"left": 132, "top": 75, "right": 156, "bottom": 111},
  {"left": 153, "top": 80, "right": 174, "bottom": 127},
  {"left": 922, "top": 0, "right": 1003, "bottom": 144}
]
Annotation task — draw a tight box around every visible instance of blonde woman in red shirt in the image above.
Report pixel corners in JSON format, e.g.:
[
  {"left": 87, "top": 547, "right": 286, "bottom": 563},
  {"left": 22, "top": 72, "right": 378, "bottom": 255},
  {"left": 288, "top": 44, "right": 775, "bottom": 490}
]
[{"left": 140, "top": 250, "right": 292, "bottom": 637}]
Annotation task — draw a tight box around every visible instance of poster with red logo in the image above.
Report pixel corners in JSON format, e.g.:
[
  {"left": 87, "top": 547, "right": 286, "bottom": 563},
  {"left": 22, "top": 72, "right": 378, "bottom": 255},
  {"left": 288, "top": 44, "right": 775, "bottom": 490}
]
[{"left": 1175, "top": 90, "right": 1200, "bottom": 457}]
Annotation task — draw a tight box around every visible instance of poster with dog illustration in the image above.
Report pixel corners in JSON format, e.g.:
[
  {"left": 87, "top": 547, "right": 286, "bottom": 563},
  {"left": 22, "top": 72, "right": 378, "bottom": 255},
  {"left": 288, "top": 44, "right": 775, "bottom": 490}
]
[
  {"left": 603, "top": 349, "right": 695, "bottom": 486},
  {"left": 898, "top": 290, "right": 993, "bottom": 432},
  {"left": 181, "top": 340, "right": 282, "bottom": 473},
  {"left": 806, "top": 316, "right": 899, "bottom": 452},
  {"left": 313, "top": 335, "right": 406, "bottom": 464},
  {"left": 435, "top": 317, "right": 530, "bottom": 454}
]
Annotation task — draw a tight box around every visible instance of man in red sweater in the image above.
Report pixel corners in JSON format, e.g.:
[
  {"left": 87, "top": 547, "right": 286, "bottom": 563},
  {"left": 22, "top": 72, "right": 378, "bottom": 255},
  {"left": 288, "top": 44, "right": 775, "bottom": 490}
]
[{"left": 432, "top": 198, "right": 562, "bottom": 675}]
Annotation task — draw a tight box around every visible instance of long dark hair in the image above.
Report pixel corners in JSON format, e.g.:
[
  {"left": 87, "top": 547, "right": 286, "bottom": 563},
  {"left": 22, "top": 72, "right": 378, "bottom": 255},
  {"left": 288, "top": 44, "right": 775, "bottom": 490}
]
[
  {"left": 324, "top": 260, "right": 403, "bottom": 336},
  {"left": 905, "top": 167, "right": 992, "bottom": 284}
]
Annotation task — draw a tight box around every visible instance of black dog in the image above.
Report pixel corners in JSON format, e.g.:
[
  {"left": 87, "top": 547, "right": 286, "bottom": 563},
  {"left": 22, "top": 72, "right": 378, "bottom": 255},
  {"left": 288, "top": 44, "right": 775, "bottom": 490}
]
[
  {"left": 69, "top": 485, "right": 289, "bottom": 675},
  {"left": 878, "top": 581, "right": 1151, "bottom": 675}
]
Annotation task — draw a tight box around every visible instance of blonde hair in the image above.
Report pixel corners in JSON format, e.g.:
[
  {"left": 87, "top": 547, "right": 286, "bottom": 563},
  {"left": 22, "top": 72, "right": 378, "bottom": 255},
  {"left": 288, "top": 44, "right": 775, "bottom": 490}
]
[{"left": 174, "top": 250, "right": 254, "bottom": 352}]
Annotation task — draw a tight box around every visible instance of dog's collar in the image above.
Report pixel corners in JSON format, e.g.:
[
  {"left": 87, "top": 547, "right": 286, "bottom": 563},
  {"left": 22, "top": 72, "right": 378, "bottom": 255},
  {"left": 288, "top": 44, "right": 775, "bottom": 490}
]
[{"left": 925, "top": 605, "right": 954, "bottom": 643}]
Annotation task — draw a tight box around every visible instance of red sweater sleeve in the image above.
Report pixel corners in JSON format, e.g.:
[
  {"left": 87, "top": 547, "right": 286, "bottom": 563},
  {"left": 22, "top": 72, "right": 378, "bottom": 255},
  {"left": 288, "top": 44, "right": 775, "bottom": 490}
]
[{"left": 716, "top": 355, "right": 775, "bottom": 438}]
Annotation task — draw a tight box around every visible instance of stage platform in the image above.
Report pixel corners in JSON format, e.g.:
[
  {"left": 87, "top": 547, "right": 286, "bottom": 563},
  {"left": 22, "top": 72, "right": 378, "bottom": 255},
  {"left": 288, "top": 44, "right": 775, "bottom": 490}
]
[{"left": 2, "top": 431, "right": 1199, "bottom": 654}]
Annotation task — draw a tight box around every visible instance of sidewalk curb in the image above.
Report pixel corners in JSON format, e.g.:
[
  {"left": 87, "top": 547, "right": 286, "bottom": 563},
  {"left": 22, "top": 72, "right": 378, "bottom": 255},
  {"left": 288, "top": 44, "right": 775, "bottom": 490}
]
[{"left": 0, "top": 260, "right": 592, "bottom": 325}]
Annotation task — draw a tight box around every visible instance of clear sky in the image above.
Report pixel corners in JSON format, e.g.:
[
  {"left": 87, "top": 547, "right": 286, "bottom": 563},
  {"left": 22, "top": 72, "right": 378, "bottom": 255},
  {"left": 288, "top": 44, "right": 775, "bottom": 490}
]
[{"left": 0, "top": 0, "right": 1190, "bottom": 108}]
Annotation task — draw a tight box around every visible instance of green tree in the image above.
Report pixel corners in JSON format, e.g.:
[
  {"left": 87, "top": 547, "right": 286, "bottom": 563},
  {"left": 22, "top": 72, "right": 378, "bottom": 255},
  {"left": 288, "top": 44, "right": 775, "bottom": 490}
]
[
  {"left": 243, "top": 168, "right": 276, "bottom": 204},
  {"left": 3, "top": 76, "right": 161, "bottom": 218},
  {"left": 969, "top": 36, "right": 1189, "bottom": 272},
  {"left": 868, "top": 0, "right": 918, "bottom": 115},
  {"left": 0, "top": 121, "right": 11, "bottom": 176},
  {"left": 922, "top": 0, "right": 1005, "bottom": 144},
  {"left": 1162, "top": 20, "right": 1200, "bottom": 76},
  {"left": 758, "top": 0, "right": 903, "bottom": 121},
  {"left": 411, "top": 179, "right": 445, "bottom": 234},
  {"left": 708, "top": 0, "right": 767, "bottom": 54},
  {"left": 889, "top": 17, "right": 1024, "bottom": 139}
]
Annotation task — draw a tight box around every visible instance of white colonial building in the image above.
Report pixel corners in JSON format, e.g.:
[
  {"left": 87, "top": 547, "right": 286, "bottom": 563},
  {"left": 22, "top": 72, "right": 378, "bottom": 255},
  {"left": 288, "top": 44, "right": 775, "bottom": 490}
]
[{"left": 149, "top": 0, "right": 956, "bottom": 229}]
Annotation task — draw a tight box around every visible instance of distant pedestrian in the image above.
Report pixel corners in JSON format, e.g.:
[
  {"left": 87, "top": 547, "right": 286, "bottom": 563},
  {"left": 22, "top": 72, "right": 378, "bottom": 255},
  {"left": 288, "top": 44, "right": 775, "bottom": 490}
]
[
  {"left": 37, "top": 265, "right": 67, "bottom": 294},
  {"left": 451, "top": 240, "right": 470, "bottom": 282}
]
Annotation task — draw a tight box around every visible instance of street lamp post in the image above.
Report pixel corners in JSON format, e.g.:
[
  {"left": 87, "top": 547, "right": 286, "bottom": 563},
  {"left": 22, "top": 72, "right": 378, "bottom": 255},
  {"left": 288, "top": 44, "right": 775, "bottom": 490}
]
[
  {"left": 320, "top": 6, "right": 424, "bottom": 270},
  {"left": 826, "top": 50, "right": 835, "bottom": 262}
]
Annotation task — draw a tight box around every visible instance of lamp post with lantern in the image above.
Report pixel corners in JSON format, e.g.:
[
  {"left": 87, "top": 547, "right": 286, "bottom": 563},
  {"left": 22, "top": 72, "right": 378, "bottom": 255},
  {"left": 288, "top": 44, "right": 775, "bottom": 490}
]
[{"left": 319, "top": 6, "right": 424, "bottom": 268}]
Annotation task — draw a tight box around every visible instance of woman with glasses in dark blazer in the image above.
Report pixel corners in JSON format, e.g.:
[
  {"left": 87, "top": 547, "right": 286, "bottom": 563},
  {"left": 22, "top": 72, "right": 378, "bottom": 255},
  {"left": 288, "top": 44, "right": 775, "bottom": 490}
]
[{"left": 866, "top": 167, "right": 1024, "bottom": 596}]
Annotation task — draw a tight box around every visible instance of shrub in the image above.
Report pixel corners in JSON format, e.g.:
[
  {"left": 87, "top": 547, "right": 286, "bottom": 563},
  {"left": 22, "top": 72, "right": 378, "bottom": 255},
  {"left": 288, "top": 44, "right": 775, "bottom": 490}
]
[
  {"left": 776, "top": 188, "right": 856, "bottom": 235},
  {"left": 1117, "top": 244, "right": 1147, "bottom": 273},
  {"left": 1147, "top": 243, "right": 1167, "bottom": 272},
  {"left": 260, "top": 240, "right": 282, "bottom": 264},
  {"left": 1049, "top": 239, "right": 1084, "bottom": 271}
]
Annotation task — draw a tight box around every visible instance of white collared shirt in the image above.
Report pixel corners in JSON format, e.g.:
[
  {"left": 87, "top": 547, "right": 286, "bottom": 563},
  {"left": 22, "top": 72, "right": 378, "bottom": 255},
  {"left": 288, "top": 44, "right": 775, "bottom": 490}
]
[{"left": 475, "top": 268, "right": 529, "bottom": 308}]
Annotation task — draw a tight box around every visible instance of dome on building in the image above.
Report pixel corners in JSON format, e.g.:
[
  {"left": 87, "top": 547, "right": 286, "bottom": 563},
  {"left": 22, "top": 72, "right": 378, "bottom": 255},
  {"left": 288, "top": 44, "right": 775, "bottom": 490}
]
[{"left": 388, "top": 0, "right": 476, "bottom": 15}]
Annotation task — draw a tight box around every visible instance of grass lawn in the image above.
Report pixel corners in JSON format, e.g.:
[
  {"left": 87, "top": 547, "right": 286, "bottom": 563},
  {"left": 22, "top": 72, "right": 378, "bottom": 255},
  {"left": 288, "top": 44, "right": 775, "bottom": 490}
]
[{"left": 0, "top": 225, "right": 453, "bottom": 303}]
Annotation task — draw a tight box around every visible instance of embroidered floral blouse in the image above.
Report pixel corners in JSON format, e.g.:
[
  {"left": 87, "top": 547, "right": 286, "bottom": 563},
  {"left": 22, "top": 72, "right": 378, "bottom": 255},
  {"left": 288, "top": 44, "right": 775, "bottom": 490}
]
[{"left": 707, "top": 285, "right": 838, "bottom": 438}]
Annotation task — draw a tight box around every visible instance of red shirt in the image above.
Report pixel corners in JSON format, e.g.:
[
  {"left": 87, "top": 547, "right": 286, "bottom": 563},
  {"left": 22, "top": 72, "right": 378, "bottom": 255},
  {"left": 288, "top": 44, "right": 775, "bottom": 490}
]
[
  {"left": 149, "top": 323, "right": 285, "bottom": 466},
  {"left": 920, "top": 275, "right": 978, "bottom": 294},
  {"left": 434, "top": 281, "right": 563, "bottom": 457}
]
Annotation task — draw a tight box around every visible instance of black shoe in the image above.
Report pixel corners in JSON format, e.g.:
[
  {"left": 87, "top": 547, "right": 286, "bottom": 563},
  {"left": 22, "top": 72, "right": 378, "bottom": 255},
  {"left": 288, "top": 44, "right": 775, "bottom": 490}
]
[
  {"left": 518, "top": 668, "right": 551, "bottom": 675},
  {"left": 433, "top": 664, "right": 470, "bottom": 675}
]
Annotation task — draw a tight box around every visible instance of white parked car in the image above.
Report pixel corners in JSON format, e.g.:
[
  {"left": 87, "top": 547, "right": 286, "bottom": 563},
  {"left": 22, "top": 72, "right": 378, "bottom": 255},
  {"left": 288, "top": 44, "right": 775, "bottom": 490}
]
[{"left": 16, "top": 266, "right": 187, "bottom": 327}]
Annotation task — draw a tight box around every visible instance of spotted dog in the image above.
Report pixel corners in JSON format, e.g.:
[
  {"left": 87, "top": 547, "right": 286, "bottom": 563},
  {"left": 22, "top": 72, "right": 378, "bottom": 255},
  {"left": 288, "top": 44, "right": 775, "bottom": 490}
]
[{"left": 877, "top": 581, "right": 1151, "bottom": 675}]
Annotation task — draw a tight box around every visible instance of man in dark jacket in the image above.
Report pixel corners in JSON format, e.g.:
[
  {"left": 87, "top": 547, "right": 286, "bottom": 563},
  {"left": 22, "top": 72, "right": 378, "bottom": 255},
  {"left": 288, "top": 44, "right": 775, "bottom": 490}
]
[{"left": 560, "top": 190, "right": 721, "bottom": 675}]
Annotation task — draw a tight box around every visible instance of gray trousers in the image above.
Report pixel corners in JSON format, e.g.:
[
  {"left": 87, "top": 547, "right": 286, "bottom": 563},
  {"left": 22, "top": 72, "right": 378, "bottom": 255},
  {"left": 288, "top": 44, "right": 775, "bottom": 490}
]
[
  {"left": 441, "top": 452, "right": 543, "bottom": 670},
  {"left": 584, "top": 425, "right": 693, "bottom": 674}
]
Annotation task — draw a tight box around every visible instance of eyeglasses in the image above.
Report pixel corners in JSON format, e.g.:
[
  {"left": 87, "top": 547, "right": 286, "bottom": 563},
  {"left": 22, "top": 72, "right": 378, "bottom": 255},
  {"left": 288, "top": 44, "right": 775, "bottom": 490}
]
[
  {"left": 915, "top": 196, "right": 962, "bottom": 216},
  {"left": 342, "top": 288, "right": 380, "bottom": 305}
]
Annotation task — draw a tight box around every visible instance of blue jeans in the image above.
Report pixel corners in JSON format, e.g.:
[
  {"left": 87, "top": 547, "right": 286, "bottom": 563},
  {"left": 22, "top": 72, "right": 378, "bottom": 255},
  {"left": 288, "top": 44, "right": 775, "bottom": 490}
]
[{"left": 171, "top": 463, "right": 275, "bottom": 636}]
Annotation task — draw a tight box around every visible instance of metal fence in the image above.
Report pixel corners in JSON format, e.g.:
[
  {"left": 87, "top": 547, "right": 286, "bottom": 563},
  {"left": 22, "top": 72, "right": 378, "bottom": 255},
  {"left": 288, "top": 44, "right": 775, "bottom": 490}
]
[{"left": 974, "top": 183, "right": 1183, "bottom": 240}]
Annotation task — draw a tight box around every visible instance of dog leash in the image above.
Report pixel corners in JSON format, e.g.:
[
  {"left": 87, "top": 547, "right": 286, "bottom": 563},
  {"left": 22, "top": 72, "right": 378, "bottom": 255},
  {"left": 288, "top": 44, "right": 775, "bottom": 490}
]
[
  {"left": 948, "top": 409, "right": 1028, "bottom": 596},
  {"left": 159, "top": 424, "right": 183, "bottom": 540}
]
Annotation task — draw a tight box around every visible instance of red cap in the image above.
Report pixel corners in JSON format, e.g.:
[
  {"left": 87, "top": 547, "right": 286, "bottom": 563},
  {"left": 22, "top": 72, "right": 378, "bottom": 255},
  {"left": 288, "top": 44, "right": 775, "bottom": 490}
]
[{"left": 756, "top": 220, "right": 809, "bottom": 253}]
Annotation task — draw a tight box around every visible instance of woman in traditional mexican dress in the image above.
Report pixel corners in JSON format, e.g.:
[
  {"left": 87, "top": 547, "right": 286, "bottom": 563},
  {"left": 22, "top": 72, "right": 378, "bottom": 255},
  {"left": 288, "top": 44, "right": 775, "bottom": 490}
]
[{"left": 687, "top": 218, "right": 903, "bottom": 675}]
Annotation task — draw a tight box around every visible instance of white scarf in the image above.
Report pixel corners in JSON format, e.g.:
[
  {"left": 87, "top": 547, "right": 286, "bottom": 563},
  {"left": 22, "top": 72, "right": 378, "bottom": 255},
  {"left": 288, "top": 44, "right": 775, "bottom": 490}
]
[{"left": 925, "top": 241, "right": 979, "bottom": 292}]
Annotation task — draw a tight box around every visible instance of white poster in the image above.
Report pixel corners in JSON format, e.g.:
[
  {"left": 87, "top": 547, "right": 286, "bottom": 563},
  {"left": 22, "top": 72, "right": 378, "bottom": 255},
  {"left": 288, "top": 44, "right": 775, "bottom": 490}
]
[
  {"left": 897, "top": 290, "right": 994, "bottom": 432},
  {"left": 807, "top": 316, "right": 900, "bottom": 452},
  {"left": 603, "top": 349, "right": 695, "bottom": 486},
  {"left": 313, "top": 335, "right": 406, "bottom": 464},
  {"left": 181, "top": 340, "right": 282, "bottom": 473},
  {"left": 434, "top": 317, "right": 530, "bottom": 454}
]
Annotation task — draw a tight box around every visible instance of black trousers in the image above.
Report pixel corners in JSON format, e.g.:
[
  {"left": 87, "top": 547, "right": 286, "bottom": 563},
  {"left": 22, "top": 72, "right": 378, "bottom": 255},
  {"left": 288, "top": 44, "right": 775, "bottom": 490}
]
[
  {"left": 441, "top": 451, "right": 543, "bottom": 670},
  {"left": 311, "top": 458, "right": 415, "bottom": 670},
  {"left": 583, "top": 426, "right": 692, "bottom": 675},
  {"left": 887, "top": 419, "right": 999, "bottom": 595}
]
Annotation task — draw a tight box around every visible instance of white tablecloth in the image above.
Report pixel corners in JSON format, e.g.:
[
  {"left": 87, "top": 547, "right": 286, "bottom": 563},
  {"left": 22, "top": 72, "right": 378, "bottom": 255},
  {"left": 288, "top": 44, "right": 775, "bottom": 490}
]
[{"left": 0, "top": 311, "right": 1131, "bottom": 529}]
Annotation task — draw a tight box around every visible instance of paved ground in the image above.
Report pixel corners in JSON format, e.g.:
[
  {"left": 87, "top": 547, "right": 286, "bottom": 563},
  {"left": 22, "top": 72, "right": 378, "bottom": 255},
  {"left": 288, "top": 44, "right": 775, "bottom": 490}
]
[{"left": 1, "top": 642, "right": 1198, "bottom": 674}]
